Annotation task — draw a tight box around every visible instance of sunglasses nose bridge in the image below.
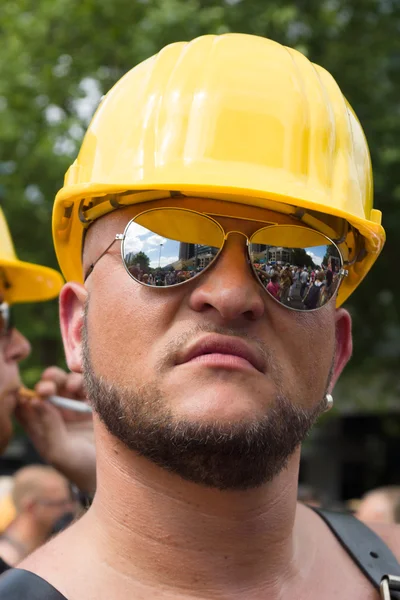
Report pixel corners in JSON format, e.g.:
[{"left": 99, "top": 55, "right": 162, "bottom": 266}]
[
  {"left": 223, "top": 230, "right": 250, "bottom": 244},
  {"left": 218, "top": 232, "right": 255, "bottom": 280},
  {"left": 221, "top": 231, "right": 251, "bottom": 265}
]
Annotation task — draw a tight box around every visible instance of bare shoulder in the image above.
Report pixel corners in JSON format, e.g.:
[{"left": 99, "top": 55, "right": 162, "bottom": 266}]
[
  {"left": 18, "top": 529, "right": 71, "bottom": 573},
  {"left": 367, "top": 521, "right": 400, "bottom": 563},
  {"left": 15, "top": 527, "right": 83, "bottom": 600}
]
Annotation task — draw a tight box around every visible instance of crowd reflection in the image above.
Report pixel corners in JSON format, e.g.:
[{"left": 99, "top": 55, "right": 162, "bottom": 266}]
[
  {"left": 253, "top": 263, "right": 341, "bottom": 309},
  {"left": 128, "top": 260, "right": 341, "bottom": 309}
]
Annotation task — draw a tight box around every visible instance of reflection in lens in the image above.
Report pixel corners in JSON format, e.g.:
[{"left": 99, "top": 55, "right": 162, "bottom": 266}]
[
  {"left": 249, "top": 226, "right": 342, "bottom": 311},
  {"left": 122, "top": 209, "right": 223, "bottom": 287}
]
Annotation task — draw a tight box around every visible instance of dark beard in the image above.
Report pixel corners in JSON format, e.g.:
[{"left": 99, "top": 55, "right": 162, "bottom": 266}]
[{"left": 82, "top": 322, "right": 326, "bottom": 491}]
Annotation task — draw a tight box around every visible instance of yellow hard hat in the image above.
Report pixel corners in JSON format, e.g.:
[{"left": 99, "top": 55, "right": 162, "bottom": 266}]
[
  {"left": 53, "top": 33, "right": 385, "bottom": 305},
  {"left": 0, "top": 207, "right": 63, "bottom": 304}
]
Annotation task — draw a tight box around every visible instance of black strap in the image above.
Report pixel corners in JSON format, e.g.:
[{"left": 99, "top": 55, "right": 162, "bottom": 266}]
[
  {"left": 313, "top": 507, "right": 400, "bottom": 597},
  {"left": 0, "top": 557, "right": 10, "bottom": 576},
  {"left": 0, "top": 568, "right": 67, "bottom": 599}
]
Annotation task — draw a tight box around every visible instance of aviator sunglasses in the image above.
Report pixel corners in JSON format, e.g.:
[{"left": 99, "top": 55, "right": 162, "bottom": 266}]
[
  {"left": 0, "top": 303, "right": 13, "bottom": 338},
  {"left": 84, "top": 207, "right": 348, "bottom": 312}
]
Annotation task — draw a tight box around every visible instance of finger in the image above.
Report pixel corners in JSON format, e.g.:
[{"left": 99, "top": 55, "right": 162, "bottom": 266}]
[
  {"left": 37, "top": 401, "right": 66, "bottom": 429},
  {"left": 33, "top": 397, "right": 81, "bottom": 426},
  {"left": 15, "top": 402, "right": 69, "bottom": 463},
  {"left": 17, "top": 400, "right": 64, "bottom": 436},
  {"left": 15, "top": 402, "right": 34, "bottom": 426},
  {"left": 18, "top": 394, "right": 29, "bottom": 407},
  {"left": 15, "top": 403, "right": 46, "bottom": 437},
  {"left": 34, "top": 379, "right": 59, "bottom": 398},
  {"left": 63, "top": 373, "right": 87, "bottom": 400},
  {"left": 39, "top": 366, "right": 69, "bottom": 389}
]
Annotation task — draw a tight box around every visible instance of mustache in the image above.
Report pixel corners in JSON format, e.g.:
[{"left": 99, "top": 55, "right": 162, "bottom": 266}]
[{"left": 157, "top": 323, "right": 281, "bottom": 375}]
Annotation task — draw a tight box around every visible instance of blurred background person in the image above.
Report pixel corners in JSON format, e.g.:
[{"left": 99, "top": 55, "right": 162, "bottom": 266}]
[
  {"left": 356, "top": 486, "right": 400, "bottom": 524},
  {"left": 0, "top": 207, "right": 96, "bottom": 494},
  {"left": 0, "top": 465, "right": 75, "bottom": 566},
  {"left": 0, "top": 206, "right": 62, "bottom": 455},
  {"left": 0, "top": 207, "right": 96, "bottom": 573}
]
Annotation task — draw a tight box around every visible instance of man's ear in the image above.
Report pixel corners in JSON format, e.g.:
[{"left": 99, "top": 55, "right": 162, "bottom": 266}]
[
  {"left": 329, "top": 308, "right": 353, "bottom": 392},
  {"left": 59, "top": 283, "right": 88, "bottom": 374}
]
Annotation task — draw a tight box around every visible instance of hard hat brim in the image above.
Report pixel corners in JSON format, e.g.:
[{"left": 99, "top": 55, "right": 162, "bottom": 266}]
[
  {"left": 53, "top": 180, "right": 385, "bottom": 307},
  {"left": 0, "top": 258, "right": 64, "bottom": 304}
]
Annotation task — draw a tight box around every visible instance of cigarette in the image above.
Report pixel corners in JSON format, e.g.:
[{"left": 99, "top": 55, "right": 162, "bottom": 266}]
[
  {"left": 19, "top": 387, "right": 93, "bottom": 414},
  {"left": 48, "top": 395, "right": 92, "bottom": 414}
]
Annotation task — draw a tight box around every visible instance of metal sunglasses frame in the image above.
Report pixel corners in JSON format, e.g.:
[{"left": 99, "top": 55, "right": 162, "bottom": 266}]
[{"left": 84, "top": 207, "right": 348, "bottom": 312}]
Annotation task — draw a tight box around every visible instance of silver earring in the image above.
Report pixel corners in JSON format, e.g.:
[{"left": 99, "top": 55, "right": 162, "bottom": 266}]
[{"left": 324, "top": 394, "right": 333, "bottom": 412}]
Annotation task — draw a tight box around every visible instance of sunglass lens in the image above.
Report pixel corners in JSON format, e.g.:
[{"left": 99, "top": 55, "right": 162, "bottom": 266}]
[
  {"left": 122, "top": 209, "right": 224, "bottom": 287},
  {"left": 249, "top": 225, "right": 342, "bottom": 310}
]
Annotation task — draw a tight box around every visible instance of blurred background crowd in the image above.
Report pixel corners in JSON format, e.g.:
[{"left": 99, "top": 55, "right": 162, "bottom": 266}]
[{"left": 1, "top": 0, "right": 400, "bottom": 562}]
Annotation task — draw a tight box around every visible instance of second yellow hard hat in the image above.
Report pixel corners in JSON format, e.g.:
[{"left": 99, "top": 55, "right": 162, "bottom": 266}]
[{"left": 0, "top": 208, "right": 63, "bottom": 304}]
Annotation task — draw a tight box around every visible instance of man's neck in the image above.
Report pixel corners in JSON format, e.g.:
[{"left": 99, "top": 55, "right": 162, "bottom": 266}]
[{"left": 85, "top": 427, "right": 313, "bottom": 599}]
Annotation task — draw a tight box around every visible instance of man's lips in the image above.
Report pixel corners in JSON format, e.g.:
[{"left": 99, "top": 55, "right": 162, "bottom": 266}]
[{"left": 176, "top": 334, "right": 265, "bottom": 373}]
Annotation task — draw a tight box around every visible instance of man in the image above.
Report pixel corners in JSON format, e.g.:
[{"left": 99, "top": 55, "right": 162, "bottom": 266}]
[
  {"left": 0, "top": 203, "right": 70, "bottom": 444},
  {"left": 0, "top": 466, "right": 76, "bottom": 566},
  {"left": 1, "top": 34, "right": 397, "bottom": 599},
  {"left": 0, "top": 207, "right": 96, "bottom": 573},
  {"left": 266, "top": 274, "right": 280, "bottom": 299},
  {"left": 299, "top": 267, "right": 309, "bottom": 298}
]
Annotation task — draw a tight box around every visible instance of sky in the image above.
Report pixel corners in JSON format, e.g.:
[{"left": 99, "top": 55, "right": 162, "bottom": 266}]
[
  {"left": 124, "top": 222, "right": 179, "bottom": 268},
  {"left": 306, "top": 247, "right": 325, "bottom": 266}
]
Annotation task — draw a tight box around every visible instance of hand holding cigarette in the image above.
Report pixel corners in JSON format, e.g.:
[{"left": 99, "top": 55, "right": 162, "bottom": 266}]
[
  {"left": 19, "top": 386, "right": 93, "bottom": 414},
  {"left": 16, "top": 368, "right": 96, "bottom": 494}
]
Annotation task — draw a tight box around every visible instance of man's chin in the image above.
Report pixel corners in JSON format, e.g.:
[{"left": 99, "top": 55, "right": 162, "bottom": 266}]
[
  {"left": 166, "top": 379, "right": 278, "bottom": 423},
  {"left": 172, "top": 399, "right": 270, "bottom": 425},
  {"left": 83, "top": 334, "right": 324, "bottom": 491},
  {"left": 91, "top": 386, "right": 320, "bottom": 490}
]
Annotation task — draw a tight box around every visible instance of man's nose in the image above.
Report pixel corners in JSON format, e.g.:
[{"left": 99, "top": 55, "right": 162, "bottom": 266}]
[
  {"left": 6, "top": 328, "right": 31, "bottom": 362},
  {"left": 188, "top": 235, "right": 265, "bottom": 322}
]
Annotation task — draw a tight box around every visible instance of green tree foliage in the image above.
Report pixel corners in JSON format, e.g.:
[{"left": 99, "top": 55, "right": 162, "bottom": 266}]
[
  {"left": 0, "top": 0, "right": 399, "bottom": 403},
  {"left": 126, "top": 251, "right": 150, "bottom": 272},
  {"left": 322, "top": 244, "right": 340, "bottom": 270},
  {"left": 291, "top": 248, "right": 316, "bottom": 269}
]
